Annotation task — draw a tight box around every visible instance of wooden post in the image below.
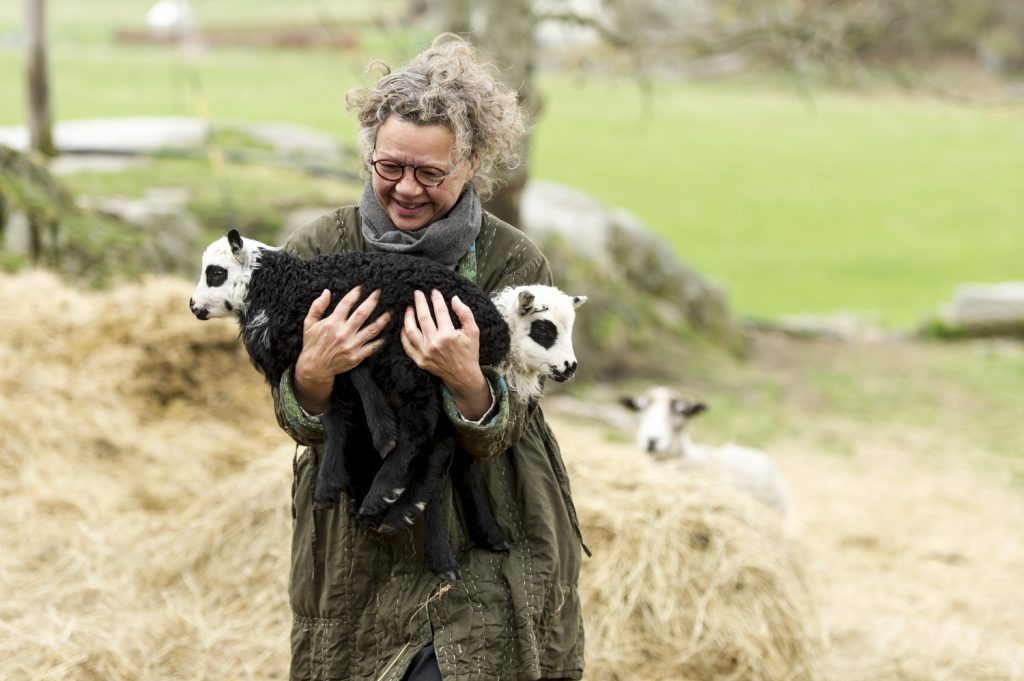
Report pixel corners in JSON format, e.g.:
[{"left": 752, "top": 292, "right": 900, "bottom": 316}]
[{"left": 26, "top": 0, "right": 56, "bottom": 157}]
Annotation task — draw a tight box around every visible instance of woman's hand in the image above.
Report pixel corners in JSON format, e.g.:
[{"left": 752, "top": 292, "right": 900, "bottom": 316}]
[
  {"left": 294, "top": 287, "right": 390, "bottom": 414},
  {"left": 401, "top": 289, "right": 491, "bottom": 420}
]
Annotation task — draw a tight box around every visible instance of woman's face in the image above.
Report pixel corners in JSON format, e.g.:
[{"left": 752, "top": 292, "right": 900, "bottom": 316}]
[{"left": 371, "top": 117, "right": 476, "bottom": 232}]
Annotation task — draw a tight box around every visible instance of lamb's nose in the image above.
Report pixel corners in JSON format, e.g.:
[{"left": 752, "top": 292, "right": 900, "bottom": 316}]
[
  {"left": 562, "top": 361, "right": 577, "bottom": 378},
  {"left": 189, "top": 299, "right": 209, "bottom": 320}
]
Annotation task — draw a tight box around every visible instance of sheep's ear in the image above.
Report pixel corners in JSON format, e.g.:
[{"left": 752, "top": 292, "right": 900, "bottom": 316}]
[
  {"left": 517, "top": 290, "right": 535, "bottom": 315},
  {"left": 227, "top": 229, "right": 249, "bottom": 266},
  {"left": 571, "top": 295, "right": 588, "bottom": 309},
  {"left": 676, "top": 401, "right": 708, "bottom": 417},
  {"left": 227, "top": 229, "right": 244, "bottom": 254},
  {"left": 619, "top": 396, "right": 644, "bottom": 411}
]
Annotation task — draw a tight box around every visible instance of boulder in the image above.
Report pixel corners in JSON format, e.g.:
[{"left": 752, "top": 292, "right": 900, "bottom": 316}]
[
  {"left": 78, "top": 187, "right": 202, "bottom": 275},
  {"left": 521, "top": 180, "right": 744, "bottom": 382},
  {"left": 935, "top": 282, "right": 1024, "bottom": 337}
]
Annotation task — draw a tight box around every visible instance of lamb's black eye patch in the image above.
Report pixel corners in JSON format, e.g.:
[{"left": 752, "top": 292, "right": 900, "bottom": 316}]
[
  {"left": 206, "top": 265, "right": 228, "bottom": 287},
  {"left": 529, "top": 319, "right": 558, "bottom": 350}
]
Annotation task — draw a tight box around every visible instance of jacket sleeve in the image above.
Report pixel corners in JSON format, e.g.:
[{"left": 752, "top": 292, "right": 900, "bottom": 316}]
[
  {"left": 442, "top": 253, "right": 553, "bottom": 461},
  {"left": 272, "top": 366, "right": 326, "bottom": 447}
]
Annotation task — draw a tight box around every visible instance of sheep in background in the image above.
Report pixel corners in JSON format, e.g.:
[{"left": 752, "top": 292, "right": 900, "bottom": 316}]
[{"left": 620, "top": 387, "right": 791, "bottom": 519}]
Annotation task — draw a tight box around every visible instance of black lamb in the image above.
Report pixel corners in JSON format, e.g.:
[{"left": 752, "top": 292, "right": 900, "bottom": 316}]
[{"left": 189, "top": 230, "right": 510, "bottom": 580}]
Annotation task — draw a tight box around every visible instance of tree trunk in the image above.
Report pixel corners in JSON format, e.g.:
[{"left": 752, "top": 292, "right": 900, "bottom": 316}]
[
  {"left": 477, "top": 0, "right": 539, "bottom": 230},
  {"left": 0, "top": 194, "right": 7, "bottom": 245},
  {"left": 443, "top": 0, "right": 472, "bottom": 36},
  {"left": 26, "top": 0, "right": 56, "bottom": 157}
]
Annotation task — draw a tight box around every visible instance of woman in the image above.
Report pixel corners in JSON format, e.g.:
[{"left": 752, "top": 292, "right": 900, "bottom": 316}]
[{"left": 271, "top": 36, "right": 586, "bottom": 681}]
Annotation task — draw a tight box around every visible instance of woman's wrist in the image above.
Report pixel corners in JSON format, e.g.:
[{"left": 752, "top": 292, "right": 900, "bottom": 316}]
[
  {"left": 445, "top": 368, "right": 491, "bottom": 421},
  {"left": 293, "top": 359, "right": 333, "bottom": 415}
]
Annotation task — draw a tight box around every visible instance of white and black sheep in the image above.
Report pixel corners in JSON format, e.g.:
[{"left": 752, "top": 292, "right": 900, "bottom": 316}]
[
  {"left": 620, "top": 387, "right": 791, "bottom": 519},
  {"left": 190, "top": 230, "right": 586, "bottom": 579}
]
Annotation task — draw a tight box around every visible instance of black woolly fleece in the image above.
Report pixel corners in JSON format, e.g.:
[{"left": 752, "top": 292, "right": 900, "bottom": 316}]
[{"left": 239, "top": 247, "right": 511, "bottom": 391}]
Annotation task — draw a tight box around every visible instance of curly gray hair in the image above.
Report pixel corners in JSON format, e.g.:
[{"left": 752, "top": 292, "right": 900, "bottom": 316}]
[{"left": 346, "top": 35, "right": 527, "bottom": 199}]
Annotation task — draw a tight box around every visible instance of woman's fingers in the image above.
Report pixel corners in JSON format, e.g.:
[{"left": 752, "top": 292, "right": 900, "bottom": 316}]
[
  {"left": 450, "top": 295, "right": 478, "bottom": 335},
  {"left": 430, "top": 289, "right": 455, "bottom": 332},
  {"left": 327, "top": 286, "right": 362, "bottom": 319},
  {"left": 303, "top": 289, "right": 332, "bottom": 332},
  {"left": 412, "top": 290, "right": 437, "bottom": 333},
  {"left": 346, "top": 289, "right": 381, "bottom": 329}
]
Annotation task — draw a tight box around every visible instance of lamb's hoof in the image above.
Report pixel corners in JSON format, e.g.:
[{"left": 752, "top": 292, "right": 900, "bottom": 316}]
[
  {"left": 359, "top": 487, "right": 403, "bottom": 517},
  {"left": 439, "top": 568, "right": 461, "bottom": 582},
  {"left": 312, "top": 497, "right": 338, "bottom": 512},
  {"left": 376, "top": 439, "right": 397, "bottom": 459},
  {"left": 489, "top": 540, "right": 510, "bottom": 552},
  {"left": 359, "top": 501, "right": 382, "bottom": 517}
]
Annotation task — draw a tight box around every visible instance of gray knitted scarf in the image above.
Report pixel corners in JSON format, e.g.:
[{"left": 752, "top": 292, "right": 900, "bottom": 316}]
[{"left": 358, "top": 182, "right": 481, "bottom": 267}]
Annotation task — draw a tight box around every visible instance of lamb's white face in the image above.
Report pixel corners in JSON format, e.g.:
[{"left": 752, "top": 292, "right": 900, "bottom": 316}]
[
  {"left": 188, "top": 230, "right": 267, "bottom": 320},
  {"left": 503, "top": 285, "right": 586, "bottom": 382},
  {"left": 620, "top": 387, "right": 707, "bottom": 460}
]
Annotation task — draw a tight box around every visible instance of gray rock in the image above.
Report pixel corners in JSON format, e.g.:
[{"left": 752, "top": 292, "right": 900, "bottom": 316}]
[
  {"left": 522, "top": 179, "right": 736, "bottom": 339},
  {"left": 2, "top": 211, "right": 31, "bottom": 258},
  {"left": 0, "top": 117, "right": 347, "bottom": 168},
  {"left": 520, "top": 180, "right": 743, "bottom": 381},
  {"left": 522, "top": 179, "right": 644, "bottom": 265},
  {"left": 0, "top": 117, "right": 209, "bottom": 155},
  {"left": 939, "top": 282, "right": 1024, "bottom": 336},
  {"left": 49, "top": 155, "right": 147, "bottom": 176},
  {"left": 79, "top": 187, "right": 201, "bottom": 274},
  {"left": 240, "top": 122, "right": 345, "bottom": 163}
]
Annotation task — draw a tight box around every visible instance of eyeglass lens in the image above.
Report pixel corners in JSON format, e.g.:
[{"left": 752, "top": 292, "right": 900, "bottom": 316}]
[{"left": 373, "top": 160, "right": 447, "bottom": 187}]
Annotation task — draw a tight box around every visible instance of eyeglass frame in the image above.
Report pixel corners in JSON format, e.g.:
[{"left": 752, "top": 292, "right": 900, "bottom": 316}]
[{"left": 370, "top": 158, "right": 452, "bottom": 188}]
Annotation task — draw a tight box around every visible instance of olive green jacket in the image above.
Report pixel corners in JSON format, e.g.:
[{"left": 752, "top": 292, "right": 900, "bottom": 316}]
[{"left": 272, "top": 206, "right": 586, "bottom": 681}]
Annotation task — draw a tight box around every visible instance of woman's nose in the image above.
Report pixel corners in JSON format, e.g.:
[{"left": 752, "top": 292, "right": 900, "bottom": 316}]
[{"left": 395, "top": 169, "right": 423, "bottom": 194}]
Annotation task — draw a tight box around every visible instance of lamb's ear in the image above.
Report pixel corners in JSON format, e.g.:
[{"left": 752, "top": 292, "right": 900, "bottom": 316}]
[
  {"left": 227, "top": 229, "right": 249, "bottom": 266},
  {"left": 571, "top": 295, "right": 588, "bottom": 309},
  {"left": 227, "top": 229, "right": 243, "bottom": 254},
  {"left": 517, "top": 290, "right": 535, "bottom": 315}
]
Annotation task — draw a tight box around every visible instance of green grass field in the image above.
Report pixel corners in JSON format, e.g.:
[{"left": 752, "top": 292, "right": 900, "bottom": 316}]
[
  {"left": 1, "top": 5, "right": 1022, "bottom": 326},
  {"left": 533, "top": 79, "right": 1024, "bottom": 325}
]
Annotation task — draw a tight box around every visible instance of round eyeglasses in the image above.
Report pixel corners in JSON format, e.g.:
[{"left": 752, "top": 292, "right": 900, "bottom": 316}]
[{"left": 370, "top": 159, "right": 450, "bottom": 188}]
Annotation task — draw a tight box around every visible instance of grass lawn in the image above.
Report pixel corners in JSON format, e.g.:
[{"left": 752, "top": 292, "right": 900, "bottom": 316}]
[
  {"left": 533, "top": 77, "right": 1024, "bottom": 326},
  {"left": 1, "top": 12, "right": 1022, "bottom": 327}
]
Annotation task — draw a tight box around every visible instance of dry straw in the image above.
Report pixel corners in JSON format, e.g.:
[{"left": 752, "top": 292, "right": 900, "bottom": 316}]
[
  {"left": 563, "top": 425, "right": 828, "bottom": 681},
  {"left": 2, "top": 270, "right": 825, "bottom": 680}
]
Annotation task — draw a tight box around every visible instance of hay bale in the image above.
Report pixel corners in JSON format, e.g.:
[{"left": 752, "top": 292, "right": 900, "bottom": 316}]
[
  {"left": 560, "top": 418, "right": 827, "bottom": 681},
  {"left": 0, "top": 270, "right": 293, "bottom": 679},
  {"left": 2, "top": 270, "right": 826, "bottom": 680}
]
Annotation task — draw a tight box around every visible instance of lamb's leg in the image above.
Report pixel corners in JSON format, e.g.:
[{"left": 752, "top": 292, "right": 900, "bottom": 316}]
[
  {"left": 350, "top": 365, "right": 397, "bottom": 458},
  {"left": 378, "top": 425, "right": 454, "bottom": 534},
  {"left": 358, "top": 422, "right": 418, "bottom": 516},
  {"left": 314, "top": 391, "right": 357, "bottom": 510},
  {"left": 423, "top": 482, "right": 460, "bottom": 581},
  {"left": 359, "top": 389, "right": 438, "bottom": 517},
  {"left": 452, "top": 450, "right": 509, "bottom": 552}
]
